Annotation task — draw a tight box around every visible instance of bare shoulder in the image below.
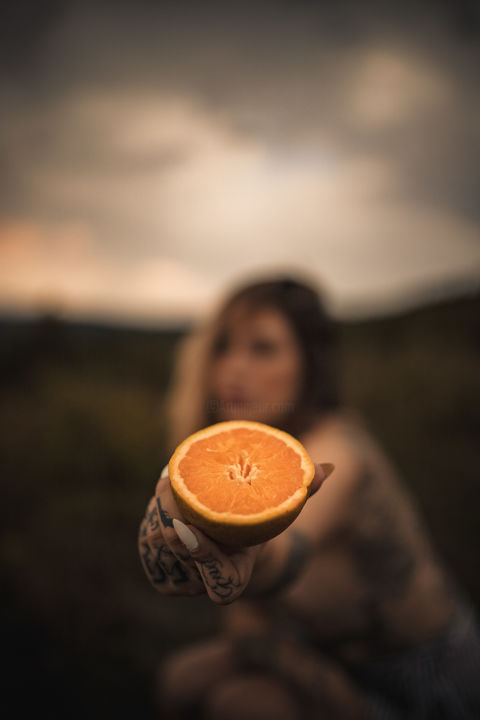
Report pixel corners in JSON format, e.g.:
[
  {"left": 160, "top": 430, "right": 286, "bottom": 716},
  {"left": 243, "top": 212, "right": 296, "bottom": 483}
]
[
  {"left": 302, "top": 408, "right": 376, "bottom": 482},
  {"left": 307, "top": 409, "right": 402, "bottom": 484},
  {"left": 293, "top": 410, "right": 376, "bottom": 542}
]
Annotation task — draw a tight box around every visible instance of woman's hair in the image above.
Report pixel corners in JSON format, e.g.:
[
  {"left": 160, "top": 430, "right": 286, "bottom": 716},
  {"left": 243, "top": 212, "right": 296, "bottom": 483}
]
[{"left": 164, "top": 274, "right": 341, "bottom": 452}]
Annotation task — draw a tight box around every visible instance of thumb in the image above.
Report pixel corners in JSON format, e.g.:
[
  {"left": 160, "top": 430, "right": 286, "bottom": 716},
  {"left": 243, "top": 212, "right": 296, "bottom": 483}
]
[{"left": 307, "top": 462, "right": 335, "bottom": 499}]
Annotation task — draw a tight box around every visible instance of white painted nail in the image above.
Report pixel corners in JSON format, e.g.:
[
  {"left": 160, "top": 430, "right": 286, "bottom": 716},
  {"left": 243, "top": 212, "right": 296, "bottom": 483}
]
[
  {"left": 173, "top": 519, "right": 199, "bottom": 552},
  {"left": 161, "top": 464, "right": 169, "bottom": 478}
]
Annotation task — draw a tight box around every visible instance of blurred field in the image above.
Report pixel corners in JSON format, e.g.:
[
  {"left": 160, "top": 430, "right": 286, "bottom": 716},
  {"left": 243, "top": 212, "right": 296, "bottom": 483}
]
[{"left": 1, "top": 292, "right": 479, "bottom": 717}]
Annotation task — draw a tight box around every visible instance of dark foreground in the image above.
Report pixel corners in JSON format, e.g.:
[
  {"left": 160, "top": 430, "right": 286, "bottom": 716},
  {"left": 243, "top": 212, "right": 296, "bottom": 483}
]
[{"left": 1, "top": 293, "right": 479, "bottom": 717}]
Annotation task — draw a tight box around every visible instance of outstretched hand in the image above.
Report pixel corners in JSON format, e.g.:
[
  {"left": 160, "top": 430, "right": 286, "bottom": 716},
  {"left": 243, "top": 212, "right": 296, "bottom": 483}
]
[{"left": 138, "top": 462, "right": 330, "bottom": 605}]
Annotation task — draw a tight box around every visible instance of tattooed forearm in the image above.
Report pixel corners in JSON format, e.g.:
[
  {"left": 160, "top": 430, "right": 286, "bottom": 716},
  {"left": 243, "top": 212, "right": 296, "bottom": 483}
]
[
  {"left": 262, "top": 530, "right": 312, "bottom": 597},
  {"left": 197, "top": 556, "right": 241, "bottom": 601},
  {"left": 350, "top": 467, "right": 416, "bottom": 598}
]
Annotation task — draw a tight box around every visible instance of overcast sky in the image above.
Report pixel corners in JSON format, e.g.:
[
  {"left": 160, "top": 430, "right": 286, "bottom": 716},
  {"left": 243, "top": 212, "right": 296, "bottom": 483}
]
[{"left": 1, "top": 0, "right": 479, "bottom": 323}]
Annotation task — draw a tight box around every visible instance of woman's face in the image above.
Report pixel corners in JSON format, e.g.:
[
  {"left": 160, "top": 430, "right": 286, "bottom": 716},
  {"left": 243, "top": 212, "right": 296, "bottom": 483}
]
[{"left": 208, "top": 304, "right": 303, "bottom": 426}]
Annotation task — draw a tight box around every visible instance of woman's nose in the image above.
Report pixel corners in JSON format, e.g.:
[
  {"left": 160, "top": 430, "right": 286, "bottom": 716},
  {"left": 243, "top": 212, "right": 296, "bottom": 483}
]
[{"left": 223, "top": 350, "right": 251, "bottom": 379}]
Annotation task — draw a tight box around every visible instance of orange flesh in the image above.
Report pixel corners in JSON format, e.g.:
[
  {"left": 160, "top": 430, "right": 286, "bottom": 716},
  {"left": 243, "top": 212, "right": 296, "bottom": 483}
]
[{"left": 177, "top": 428, "right": 304, "bottom": 515}]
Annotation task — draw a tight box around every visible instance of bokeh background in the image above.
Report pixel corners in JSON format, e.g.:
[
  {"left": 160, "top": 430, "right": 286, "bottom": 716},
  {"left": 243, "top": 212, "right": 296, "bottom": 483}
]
[{"left": 1, "top": 1, "right": 479, "bottom": 716}]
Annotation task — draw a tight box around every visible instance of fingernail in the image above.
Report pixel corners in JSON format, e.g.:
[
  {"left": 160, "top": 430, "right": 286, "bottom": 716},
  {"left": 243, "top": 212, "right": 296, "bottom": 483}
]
[
  {"left": 161, "top": 464, "right": 169, "bottom": 478},
  {"left": 318, "top": 462, "right": 335, "bottom": 479},
  {"left": 173, "top": 519, "right": 199, "bottom": 552}
]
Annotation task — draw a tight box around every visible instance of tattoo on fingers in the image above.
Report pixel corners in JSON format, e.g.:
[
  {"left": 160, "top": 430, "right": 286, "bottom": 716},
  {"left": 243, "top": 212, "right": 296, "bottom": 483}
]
[
  {"left": 139, "top": 516, "right": 148, "bottom": 538},
  {"left": 147, "top": 509, "right": 159, "bottom": 534},
  {"left": 139, "top": 497, "right": 208, "bottom": 591},
  {"left": 197, "top": 556, "right": 241, "bottom": 600},
  {"left": 156, "top": 497, "right": 174, "bottom": 528},
  {"left": 139, "top": 539, "right": 190, "bottom": 586},
  {"left": 141, "top": 495, "right": 175, "bottom": 534},
  {"left": 140, "top": 497, "right": 162, "bottom": 536}
]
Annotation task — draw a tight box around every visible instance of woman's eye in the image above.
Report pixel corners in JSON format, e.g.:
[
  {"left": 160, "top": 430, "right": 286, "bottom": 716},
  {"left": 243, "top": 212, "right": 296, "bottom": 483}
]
[
  {"left": 251, "top": 340, "right": 277, "bottom": 356},
  {"left": 212, "top": 334, "right": 229, "bottom": 356}
]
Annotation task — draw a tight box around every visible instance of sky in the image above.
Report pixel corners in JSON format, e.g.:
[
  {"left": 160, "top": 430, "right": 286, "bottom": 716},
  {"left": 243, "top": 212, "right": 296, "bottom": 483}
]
[{"left": 1, "top": 0, "right": 479, "bottom": 323}]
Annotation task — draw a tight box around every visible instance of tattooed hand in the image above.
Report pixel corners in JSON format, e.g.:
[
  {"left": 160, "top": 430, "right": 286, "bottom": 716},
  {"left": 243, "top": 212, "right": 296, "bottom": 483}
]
[
  {"left": 138, "top": 463, "right": 328, "bottom": 604},
  {"left": 138, "top": 463, "right": 263, "bottom": 603},
  {"left": 138, "top": 465, "right": 207, "bottom": 596}
]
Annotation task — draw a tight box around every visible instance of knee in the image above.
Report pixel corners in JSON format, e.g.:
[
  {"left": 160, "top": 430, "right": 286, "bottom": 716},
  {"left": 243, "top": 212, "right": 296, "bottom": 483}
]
[
  {"left": 156, "top": 638, "right": 235, "bottom": 713},
  {"left": 205, "top": 673, "right": 302, "bottom": 720},
  {"left": 157, "top": 645, "right": 208, "bottom": 710},
  {"left": 158, "top": 649, "right": 190, "bottom": 708}
]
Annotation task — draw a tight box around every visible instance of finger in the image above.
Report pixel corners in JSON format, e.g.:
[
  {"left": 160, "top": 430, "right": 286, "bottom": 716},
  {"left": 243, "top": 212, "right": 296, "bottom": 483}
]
[
  {"left": 172, "top": 519, "right": 258, "bottom": 605},
  {"left": 154, "top": 463, "right": 172, "bottom": 499},
  {"left": 138, "top": 529, "right": 204, "bottom": 594},
  {"left": 153, "top": 465, "right": 193, "bottom": 561},
  {"left": 307, "top": 462, "right": 335, "bottom": 498},
  {"left": 138, "top": 492, "right": 205, "bottom": 594},
  {"left": 139, "top": 466, "right": 205, "bottom": 592}
]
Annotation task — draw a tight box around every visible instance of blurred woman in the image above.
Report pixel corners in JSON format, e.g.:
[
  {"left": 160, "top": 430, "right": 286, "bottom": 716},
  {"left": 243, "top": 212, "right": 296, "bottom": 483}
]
[{"left": 138, "top": 275, "right": 480, "bottom": 719}]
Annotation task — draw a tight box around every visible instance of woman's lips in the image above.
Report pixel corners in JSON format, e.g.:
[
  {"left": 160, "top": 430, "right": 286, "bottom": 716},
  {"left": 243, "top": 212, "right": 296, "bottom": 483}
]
[{"left": 222, "top": 393, "right": 249, "bottom": 405}]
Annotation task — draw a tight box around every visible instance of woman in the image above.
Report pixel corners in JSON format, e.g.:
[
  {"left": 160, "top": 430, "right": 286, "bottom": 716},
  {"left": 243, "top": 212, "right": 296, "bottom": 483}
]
[{"left": 138, "top": 275, "right": 480, "bottom": 719}]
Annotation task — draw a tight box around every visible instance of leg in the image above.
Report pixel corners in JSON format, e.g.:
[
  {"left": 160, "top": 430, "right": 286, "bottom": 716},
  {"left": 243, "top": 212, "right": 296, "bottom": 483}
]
[
  {"left": 157, "top": 635, "right": 236, "bottom": 719},
  {"left": 157, "top": 629, "right": 370, "bottom": 720},
  {"left": 205, "top": 672, "right": 303, "bottom": 720},
  {"left": 228, "top": 633, "right": 370, "bottom": 720}
]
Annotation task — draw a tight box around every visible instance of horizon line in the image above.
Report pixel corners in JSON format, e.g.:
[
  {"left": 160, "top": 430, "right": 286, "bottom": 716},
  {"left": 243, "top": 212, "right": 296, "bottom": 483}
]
[{"left": 0, "top": 274, "right": 478, "bottom": 330}]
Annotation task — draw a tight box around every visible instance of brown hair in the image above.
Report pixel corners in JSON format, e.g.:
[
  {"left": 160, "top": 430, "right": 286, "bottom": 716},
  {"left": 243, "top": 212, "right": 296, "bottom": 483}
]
[{"left": 164, "top": 274, "right": 341, "bottom": 452}]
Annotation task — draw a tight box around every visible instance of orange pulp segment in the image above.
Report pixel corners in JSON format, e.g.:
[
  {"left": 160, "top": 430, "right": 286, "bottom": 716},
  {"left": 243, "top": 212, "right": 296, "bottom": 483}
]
[{"left": 169, "top": 420, "right": 315, "bottom": 546}]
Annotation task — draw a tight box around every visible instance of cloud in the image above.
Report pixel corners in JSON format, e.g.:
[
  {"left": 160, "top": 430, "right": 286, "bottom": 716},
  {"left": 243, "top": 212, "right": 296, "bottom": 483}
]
[
  {"left": 0, "top": 1, "right": 479, "bottom": 320},
  {"left": 0, "top": 218, "right": 212, "bottom": 322},
  {"left": 346, "top": 48, "right": 449, "bottom": 131}
]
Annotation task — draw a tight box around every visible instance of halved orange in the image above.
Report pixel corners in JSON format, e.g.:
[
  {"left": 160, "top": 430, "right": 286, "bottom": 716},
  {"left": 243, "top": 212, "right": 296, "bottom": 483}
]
[{"left": 169, "top": 420, "right": 315, "bottom": 546}]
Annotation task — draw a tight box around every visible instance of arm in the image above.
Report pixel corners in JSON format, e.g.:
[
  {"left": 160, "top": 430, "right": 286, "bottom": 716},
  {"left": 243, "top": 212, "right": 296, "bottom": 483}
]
[
  {"left": 138, "top": 462, "right": 330, "bottom": 605},
  {"left": 242, "top": 528, "right": 313, "bottom": 597},
  {"left": 244, "top": 430, "right": 364, "bottom": 598}
]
